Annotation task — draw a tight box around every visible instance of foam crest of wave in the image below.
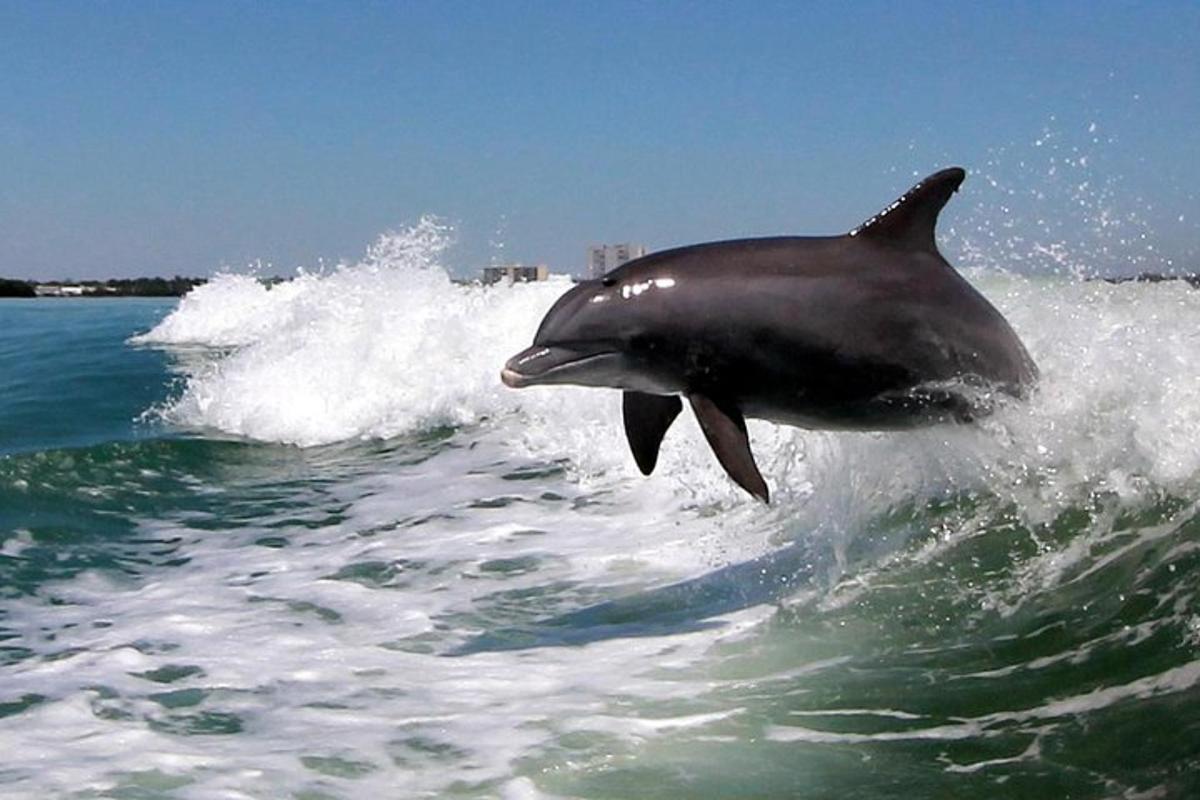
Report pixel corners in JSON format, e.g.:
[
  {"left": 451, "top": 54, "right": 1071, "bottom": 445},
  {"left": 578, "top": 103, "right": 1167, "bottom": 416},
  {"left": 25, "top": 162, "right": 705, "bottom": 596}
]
[
  {"left": 986, "top": 275, "right": 1200, "bottom": 498},
  {"left": 138, "top": 220, "right": 596, "bottom": 447}
]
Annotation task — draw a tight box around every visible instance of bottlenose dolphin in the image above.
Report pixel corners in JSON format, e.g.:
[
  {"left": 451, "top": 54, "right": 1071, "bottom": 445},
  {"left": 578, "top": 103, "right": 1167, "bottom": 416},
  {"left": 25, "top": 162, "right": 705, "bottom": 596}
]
[{"left": 502, "top": 168, "right": 1036, "bottom": 502}]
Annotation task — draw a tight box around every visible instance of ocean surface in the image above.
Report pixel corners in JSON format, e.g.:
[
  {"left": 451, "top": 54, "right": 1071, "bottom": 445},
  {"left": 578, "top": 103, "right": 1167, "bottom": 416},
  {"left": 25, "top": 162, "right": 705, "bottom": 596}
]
[{"left": 2, "top": 225, "right": 1200, "bottom": 798}]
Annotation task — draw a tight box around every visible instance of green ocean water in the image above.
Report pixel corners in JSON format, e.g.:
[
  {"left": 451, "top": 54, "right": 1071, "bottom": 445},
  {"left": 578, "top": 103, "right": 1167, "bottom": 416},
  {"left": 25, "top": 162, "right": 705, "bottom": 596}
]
[{"left": 2, "top": 270, "right": 1200, "bottom": 799}]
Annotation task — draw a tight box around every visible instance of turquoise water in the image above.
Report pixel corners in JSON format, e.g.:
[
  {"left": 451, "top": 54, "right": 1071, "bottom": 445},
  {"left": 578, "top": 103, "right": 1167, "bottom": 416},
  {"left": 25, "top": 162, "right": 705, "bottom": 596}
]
[
  {"left": 2, "top": 243, "right": 1200, "bottom": 799},
  {"left": 0, "top": 299, "right": 176, "bottom": 456}
]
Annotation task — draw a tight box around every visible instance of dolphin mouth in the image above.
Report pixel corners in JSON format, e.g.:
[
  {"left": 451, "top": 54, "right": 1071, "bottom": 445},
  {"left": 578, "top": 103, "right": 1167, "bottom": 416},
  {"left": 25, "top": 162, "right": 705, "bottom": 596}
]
[{"left": 501, "top": 344, "right": 619, "bottom": 388}]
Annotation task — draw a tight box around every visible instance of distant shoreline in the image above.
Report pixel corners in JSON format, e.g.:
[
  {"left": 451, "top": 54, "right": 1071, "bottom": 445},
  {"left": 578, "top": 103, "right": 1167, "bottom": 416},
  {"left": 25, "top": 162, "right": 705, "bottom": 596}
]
[
  {"left": 0, "top": 277, "right": 207, "bottom": 298},
  {"left": 4, "top": 271, "right": 1200, "bottom": 300},
  {"left": 1098, "top": 272, "right": 1200, "bottom": 288}
]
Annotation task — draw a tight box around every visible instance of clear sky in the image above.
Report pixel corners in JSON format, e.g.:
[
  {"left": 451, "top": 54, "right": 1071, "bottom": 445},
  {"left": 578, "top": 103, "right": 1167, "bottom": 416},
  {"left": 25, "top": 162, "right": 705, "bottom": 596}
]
[{"left": 2, "top": 1, "right": 1197, "bottom": 280}]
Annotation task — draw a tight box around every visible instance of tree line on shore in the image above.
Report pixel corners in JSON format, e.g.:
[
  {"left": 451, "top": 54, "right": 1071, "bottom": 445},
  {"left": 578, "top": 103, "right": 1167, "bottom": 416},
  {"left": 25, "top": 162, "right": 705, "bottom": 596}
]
[
  {"left": 0, "top": 276, "right": 207, "bottom": 298},
  {"left": 0, "top": 279, "right": 35, "bottom": 297},
  {"left": 1100, "top": 272, "right": 1200, "bottom": 288}
]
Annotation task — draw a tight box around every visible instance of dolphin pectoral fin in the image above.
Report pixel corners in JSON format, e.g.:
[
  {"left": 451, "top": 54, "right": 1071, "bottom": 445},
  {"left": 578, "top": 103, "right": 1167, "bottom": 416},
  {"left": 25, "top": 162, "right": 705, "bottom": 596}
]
[
  {"left": 688, "top": 394, "right": 770, "bottom": 504},
  {"left": 622, "top": 392, "right": 683, "bottom": 475}
]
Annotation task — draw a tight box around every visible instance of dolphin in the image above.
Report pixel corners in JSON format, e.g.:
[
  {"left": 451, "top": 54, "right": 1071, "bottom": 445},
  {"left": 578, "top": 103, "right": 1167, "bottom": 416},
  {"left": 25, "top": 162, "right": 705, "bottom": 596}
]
[{"left": 501, "top": 167, "right": 1036, "bottom": 502}]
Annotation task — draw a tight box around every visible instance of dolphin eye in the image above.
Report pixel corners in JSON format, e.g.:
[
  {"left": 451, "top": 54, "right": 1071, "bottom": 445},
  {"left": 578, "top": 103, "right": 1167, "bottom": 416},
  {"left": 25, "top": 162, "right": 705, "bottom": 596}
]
[{"left": 601, "top": 276, "right": 616, "bottom": 287}]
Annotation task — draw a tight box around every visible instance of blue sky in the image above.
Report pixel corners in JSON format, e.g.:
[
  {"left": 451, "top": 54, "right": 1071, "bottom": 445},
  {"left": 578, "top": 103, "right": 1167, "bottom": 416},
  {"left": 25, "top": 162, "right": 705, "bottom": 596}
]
[{"left": 1, "top": 1, "right": 1197, "bottom": 279}]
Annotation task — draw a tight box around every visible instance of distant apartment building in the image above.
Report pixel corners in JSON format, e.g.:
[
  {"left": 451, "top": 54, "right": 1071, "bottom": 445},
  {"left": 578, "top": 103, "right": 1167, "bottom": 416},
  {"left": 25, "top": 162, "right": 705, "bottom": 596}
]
[
  {"left": 481, "top": 264, "right": 550, "bottom": 285},
  {"left": 587, "top": 243, "right": 645, "bottom": 280}
]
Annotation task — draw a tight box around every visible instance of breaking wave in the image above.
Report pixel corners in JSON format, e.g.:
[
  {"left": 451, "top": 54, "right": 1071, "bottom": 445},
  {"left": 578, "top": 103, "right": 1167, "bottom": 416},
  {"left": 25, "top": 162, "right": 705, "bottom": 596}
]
[{"left": 136, "top": 218, "right": 1200, "bottom": 520}]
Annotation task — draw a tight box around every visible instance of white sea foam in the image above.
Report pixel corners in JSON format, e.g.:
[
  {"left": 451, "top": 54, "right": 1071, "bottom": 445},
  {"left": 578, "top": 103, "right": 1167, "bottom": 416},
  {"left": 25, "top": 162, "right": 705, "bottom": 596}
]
[
  {"left": 0, "top": 439, "right": 777, "bottom": 797},
  {"left": 138, "top": 220, "right": 594, "bottom": 449}
]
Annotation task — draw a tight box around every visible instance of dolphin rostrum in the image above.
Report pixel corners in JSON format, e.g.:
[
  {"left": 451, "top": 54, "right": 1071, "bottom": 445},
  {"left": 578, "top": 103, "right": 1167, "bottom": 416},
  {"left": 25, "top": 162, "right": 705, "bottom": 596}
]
[{"left": 501, "top": 168, "right": 1037, "bottom": 502}]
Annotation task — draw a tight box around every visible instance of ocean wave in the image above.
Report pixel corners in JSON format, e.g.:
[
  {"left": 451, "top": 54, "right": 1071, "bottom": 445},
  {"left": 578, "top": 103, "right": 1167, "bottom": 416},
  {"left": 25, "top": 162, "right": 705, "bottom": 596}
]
[
  {"left": 135, "top": 222, "right": 1200, "bottom": 530},
  {"left": 136, "top": 219, "right": 587, "bottom": 448}
]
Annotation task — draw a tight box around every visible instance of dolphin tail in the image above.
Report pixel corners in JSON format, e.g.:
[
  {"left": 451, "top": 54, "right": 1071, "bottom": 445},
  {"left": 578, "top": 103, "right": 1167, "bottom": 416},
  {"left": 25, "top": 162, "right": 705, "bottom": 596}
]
[
  {"left": 688, "top": 394, "right": 770, "bottom": 504},
  {"left": 622, "top": 392, "right": 683, "bottom": 475},
  {"left": 849, "top": 167, "right": 966, "bottom": 253}
]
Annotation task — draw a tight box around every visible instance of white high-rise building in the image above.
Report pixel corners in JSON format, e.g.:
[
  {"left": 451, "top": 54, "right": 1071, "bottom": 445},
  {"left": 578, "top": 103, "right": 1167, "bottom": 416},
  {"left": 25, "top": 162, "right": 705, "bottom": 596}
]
[{"left": 587, "top": 243, "right": 646, "bottom": 279}]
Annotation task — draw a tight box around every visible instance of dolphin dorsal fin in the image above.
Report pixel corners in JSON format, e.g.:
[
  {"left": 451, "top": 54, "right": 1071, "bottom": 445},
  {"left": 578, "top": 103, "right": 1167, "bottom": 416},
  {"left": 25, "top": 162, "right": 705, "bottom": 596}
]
[{"left": 848, "top": 167, "right": 965, "bottom": 252}]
